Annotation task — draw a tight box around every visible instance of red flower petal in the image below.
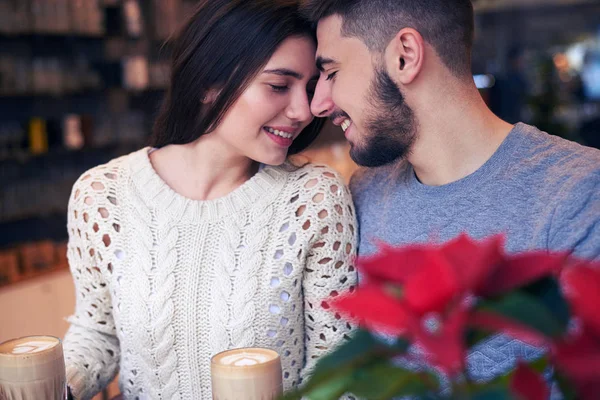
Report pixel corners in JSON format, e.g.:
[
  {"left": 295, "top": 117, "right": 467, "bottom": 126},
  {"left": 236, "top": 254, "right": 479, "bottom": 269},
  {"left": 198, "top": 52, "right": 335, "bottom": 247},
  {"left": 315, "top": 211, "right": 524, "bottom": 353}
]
[
  {"left": 576, "top": 380, "right": 600, "bottom": 400},
  {"left": 357, "top": 242, "right": 436, "bottom": 285},
  {"left": 554, "top": 329, "right": 600, "bottom": 382},
  {"left": 469, "top": 311, "right": 549, "bottom": 347},
  {"left": 479, "top": 251, "right": 567, "bottom": 297},
  {"left": 331, "top": 284, "right": 411, "bottom": 335},
  {"left": 442, "top": 233, "right": 505, "bottom": 292},
  {"left": 510, "top": 361, "right": 549, "bottom": 400},
  {"left": 410, "top": 302, "right": 469, "bottom": 375},
  {"left": 560, "top": 263, "right": 600, "bottom": 338},
  {"left": 403, "top": 252, "right": 460, "bottom": 315}
]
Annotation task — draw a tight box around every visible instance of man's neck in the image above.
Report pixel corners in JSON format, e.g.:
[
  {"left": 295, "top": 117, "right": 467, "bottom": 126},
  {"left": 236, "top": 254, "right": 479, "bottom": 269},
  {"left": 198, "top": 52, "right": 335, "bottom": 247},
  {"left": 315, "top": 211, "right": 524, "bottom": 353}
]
[{"left": 407, "top": 83, "right": 513, "bottom": 186}]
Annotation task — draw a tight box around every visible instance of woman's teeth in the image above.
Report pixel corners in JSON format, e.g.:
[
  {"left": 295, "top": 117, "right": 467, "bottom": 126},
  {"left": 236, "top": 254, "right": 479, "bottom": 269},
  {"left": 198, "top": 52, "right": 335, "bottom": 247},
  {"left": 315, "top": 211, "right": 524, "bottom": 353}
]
[
  {"left": 265, "top": 127, "right": 293, "bottom": 139},
  {"left": 341, "top": 119, "right": 351, "bottom": 132}
]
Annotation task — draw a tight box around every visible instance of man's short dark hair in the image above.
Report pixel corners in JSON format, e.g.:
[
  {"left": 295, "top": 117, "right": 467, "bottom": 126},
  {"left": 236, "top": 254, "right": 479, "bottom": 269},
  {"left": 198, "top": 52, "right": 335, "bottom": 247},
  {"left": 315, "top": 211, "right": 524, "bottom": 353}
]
[{"left": 302, "top": 0, "right": 475, "bottom": 78}]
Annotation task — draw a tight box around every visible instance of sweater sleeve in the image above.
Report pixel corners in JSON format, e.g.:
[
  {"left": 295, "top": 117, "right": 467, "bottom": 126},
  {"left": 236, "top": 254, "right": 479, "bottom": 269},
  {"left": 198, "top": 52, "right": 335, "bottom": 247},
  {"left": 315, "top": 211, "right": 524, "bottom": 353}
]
[
  {"left": 63, "top": 170, "right": 121, "bottom": 400},
  {"left": 299, "top": 166, "right": 359, "bottom": 380}
]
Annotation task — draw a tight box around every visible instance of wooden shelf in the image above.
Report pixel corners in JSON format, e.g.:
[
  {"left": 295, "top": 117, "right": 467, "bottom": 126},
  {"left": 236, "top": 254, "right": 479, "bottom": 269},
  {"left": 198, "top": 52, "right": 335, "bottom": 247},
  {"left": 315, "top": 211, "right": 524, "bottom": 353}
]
[
  {"left": 0, "top": 141, "right": 143, "bottom": 165},
  {"left": 0, "top": 262, "right": 69, "bottom": 292}
]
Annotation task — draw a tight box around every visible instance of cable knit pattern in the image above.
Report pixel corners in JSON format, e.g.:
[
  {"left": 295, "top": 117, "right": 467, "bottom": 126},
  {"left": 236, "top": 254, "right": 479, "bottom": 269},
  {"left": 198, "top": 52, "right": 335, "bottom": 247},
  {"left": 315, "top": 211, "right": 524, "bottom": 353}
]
[
  {"left": 62, "top": 148, "right": 358, "bottom": 399},
  {"left": 229, "top": 206, "right": 273, "bottom": 348},
  {"left": 209, "top": 217, "right": 240, "bottom": 358}
]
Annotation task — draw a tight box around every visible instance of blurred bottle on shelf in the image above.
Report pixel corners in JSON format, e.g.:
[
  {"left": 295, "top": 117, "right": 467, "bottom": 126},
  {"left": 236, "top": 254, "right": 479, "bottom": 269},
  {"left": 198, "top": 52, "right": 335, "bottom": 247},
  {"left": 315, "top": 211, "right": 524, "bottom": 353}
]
[
  {"left": 28, "top": 118, "right": 49, "bottom": 155},
  {"left": 62, "top": 114, "right": 85, "bottom": 150},
  {"left": 123, "top": 0, "right": 144, "bottom": 38},
  {"left": 122, "top": 56, "right": 149, "bottom": 91},
  {"left": 0, "top": 0, "right": 104, "bottom": 36}
]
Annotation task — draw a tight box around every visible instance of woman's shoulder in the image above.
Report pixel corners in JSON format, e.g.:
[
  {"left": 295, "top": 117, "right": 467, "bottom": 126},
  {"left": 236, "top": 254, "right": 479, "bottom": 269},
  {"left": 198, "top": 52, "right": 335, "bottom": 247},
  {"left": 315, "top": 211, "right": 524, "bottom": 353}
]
[
  {"left": 68, "top": 147, "right": 149, "bottom": 211},
  {"left": 275, "top": 160, "right": 349, "bottom": 188},
  {"left": 272, "top": 161, "right": 354, "bottom": 211},
  {"left": 71, "top": 147, "right": 148, "bottom": 192}
]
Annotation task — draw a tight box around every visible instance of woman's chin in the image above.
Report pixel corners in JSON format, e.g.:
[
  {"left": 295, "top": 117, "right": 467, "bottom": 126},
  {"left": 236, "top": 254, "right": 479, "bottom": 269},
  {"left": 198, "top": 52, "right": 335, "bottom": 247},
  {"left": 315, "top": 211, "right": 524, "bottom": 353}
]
[{"left": 254, "top": 154, "right": 287, "bottom": 167}]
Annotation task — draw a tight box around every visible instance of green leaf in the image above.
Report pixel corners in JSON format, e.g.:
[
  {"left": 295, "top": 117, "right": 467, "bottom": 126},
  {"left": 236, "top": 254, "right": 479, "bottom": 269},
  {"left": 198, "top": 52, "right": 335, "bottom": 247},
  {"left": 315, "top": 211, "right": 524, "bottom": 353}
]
[
  {"left": 311, "top": 329, "right": 380, "bottom": 378},
  {"left": 280, "top": 371, "right": 353, "bottom": 400},
  {"left": 304, "top": 372, "right": 355, "bottom": 400},
  {"left": 286, "top": 330, "right": 414, "bottom": 400},
  {"left": 346, "top": 361, "right": 439, "bottom": 400},
  {"left": 385, "top": 337, "right": 411, "bottom": 353},
  {"left": 468, "top": 385, "right": 518, "bottom": 400},
  {"left": 290, "top": 330, "right": 386, "bottom": 397},
  {"left": 520, "top": 277, "right": 570, "bottom": 329},
  {"left": 465, "top": 327, "right": 494, "bottom": 348},
  {"left": 478, "top": 291, "right": 567, "bottom": 338},
  {"left": 554, "top": 372, "right": 578, "bottom": 400}
]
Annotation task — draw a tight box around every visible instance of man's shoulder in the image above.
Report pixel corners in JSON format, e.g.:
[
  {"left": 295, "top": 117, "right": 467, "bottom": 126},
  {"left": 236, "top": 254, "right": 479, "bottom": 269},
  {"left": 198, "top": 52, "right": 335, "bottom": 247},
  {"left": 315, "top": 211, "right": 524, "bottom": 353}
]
[
  {"left": 510, "top": 123, "right": 600, "bottom": 190},
  {"left": 517, "top": 123, "right": 600, "bottom": 170},
  {"left": 513, "top": 125, "right": 600, "bottom": 260}
]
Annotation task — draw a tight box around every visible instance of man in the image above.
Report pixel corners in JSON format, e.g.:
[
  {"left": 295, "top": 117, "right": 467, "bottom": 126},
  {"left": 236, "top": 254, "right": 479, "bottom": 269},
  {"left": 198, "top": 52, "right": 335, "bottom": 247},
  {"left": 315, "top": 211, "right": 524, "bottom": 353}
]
[{"left": 304, "top": 0, "right": 600, "bottom": 387}]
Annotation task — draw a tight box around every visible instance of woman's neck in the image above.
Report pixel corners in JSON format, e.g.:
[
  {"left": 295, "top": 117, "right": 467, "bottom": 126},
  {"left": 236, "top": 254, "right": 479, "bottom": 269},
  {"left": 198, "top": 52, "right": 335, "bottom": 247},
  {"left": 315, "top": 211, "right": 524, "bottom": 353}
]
[{"left": 149, "top": 135, "right": 259, "bottom": 201}]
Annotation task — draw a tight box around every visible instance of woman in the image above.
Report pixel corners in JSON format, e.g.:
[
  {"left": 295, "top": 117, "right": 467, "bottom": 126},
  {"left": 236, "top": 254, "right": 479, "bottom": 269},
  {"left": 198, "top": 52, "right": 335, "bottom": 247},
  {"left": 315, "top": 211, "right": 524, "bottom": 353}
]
[{"left": 62, "top": 0, "right": 358, "bottom": 399}]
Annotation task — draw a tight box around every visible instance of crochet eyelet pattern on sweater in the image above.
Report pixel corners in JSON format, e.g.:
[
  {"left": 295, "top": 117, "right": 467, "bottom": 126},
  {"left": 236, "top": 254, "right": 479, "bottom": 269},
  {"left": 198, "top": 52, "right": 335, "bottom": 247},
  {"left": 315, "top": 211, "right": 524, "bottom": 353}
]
[{"left": 62, "top": 148, "right": 358, "bottom": 400}]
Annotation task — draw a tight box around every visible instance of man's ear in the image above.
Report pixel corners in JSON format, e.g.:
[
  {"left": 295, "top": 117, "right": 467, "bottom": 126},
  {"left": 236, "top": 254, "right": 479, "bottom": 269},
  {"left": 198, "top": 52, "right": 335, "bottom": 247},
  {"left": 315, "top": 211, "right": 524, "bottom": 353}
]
[{"left": 385, "top": 28, "right": 424, "bottom": 85}]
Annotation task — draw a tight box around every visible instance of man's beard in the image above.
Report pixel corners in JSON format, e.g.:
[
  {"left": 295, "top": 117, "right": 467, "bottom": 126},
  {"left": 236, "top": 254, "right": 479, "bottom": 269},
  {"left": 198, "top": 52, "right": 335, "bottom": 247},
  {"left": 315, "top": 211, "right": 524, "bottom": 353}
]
[{"left": 349, "top": 68, "right": 417, "bottom": 167}]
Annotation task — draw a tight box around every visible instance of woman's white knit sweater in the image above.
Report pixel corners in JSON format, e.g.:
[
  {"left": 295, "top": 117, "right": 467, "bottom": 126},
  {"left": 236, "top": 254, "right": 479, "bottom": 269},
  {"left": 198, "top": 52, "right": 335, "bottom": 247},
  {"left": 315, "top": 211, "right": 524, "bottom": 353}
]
[{"left": 62, "top": 148, "right": 358, "bottom": 400}]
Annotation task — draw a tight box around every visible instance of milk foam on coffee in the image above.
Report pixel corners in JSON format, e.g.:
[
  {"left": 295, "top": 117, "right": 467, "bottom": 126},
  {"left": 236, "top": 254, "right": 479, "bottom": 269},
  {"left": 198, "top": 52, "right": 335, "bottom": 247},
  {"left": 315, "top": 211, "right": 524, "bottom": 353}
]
[
  {"left": 219, "top": 351, "right": 273, "bottom": 366},
  {"left": 5, "top": 339, "right": 58, "bottom": 355}
]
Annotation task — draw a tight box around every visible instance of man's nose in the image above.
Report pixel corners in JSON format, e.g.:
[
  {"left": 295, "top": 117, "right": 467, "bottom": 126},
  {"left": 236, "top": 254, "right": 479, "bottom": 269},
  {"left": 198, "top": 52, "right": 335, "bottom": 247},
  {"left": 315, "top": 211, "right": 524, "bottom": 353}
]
[{"left": 310, "top": 77, "right": 335, "bottom": 118}]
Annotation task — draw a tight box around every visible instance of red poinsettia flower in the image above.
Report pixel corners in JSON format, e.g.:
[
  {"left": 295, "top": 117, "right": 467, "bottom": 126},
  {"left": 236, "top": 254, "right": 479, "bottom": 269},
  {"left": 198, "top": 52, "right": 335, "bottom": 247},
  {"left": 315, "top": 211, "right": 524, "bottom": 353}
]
[
  {"left": 334, "top": 235, "right": 498, "bottom": 374},
  {"left": 574, "top": 380, "right": 600, "bottom": 400},
  {"left": 331, "top": 234, "right": 576, "bottom": 376},
  {"left": 359, "top": 234, "right": 565, "bottom": 310},
  {"left": 478, "top": 251, "right": 568, "bottom": 297},
  {"left": 554, "top": 327, "right": 600, "bottom": 382},
  {"left": 332, "top": 283, "right": 411, "bottom": 335},
  {"left": 560, "top": 263, "right": 600, "bottom": 337},
  {"left": 552, "top": 262, "right": 600, "bottom": 399},
  {"left": 359, "top": 235, "right": 505, "bottom": 311},
  {"left": 406, "top": 302, "right": 470, "bottom": 374},
  {"left": 509, "top": 361, "right": 549, "bottom": 400},
  {"left": 439, "top": 234, "right": 505, "bottom": 294},
  {"left": 553, "top": 327, "right": 600, "bottom": 400},
  {"left": 356, "top": 240, "right": 434, "bottom": 285}
]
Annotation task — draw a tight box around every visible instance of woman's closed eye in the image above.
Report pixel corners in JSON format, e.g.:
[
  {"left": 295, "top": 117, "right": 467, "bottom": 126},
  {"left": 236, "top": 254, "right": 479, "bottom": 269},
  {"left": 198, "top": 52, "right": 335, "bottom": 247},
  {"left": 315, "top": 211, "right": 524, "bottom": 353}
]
[{"left": 269, "top": 84, "right": 289, "bottom": 92}]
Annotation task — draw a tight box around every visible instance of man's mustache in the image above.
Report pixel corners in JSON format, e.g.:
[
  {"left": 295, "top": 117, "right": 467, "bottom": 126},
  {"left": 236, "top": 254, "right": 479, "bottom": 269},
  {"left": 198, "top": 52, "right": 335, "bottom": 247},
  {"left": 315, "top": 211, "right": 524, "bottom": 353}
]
[{"left": 329, "top": 110, "right": 350, "bottom": 121}]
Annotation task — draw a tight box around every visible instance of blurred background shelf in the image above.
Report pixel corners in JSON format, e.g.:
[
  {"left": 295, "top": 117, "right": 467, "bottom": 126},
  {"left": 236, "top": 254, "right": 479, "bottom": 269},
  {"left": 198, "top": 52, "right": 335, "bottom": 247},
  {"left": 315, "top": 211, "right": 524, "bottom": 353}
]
[{"left": 474, "top": 0, "right": 600, "bottom": 13}]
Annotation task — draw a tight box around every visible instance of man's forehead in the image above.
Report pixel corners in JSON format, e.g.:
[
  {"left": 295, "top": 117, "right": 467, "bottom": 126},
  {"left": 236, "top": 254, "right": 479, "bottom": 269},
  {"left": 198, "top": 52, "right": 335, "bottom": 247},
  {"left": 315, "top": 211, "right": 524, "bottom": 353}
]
[{"left": 316, "top": 14, "right": 344, "bottom": 55}]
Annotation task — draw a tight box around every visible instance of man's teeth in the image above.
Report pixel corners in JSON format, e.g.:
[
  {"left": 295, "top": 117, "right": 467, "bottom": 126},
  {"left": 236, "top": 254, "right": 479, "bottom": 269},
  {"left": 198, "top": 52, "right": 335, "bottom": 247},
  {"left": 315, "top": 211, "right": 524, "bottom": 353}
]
[
  {"left": 265, "top": 127, "right": 293, "bottom": 139},
  {"left": 341, "top": 119, "right": 351, "bottom": 132}
]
